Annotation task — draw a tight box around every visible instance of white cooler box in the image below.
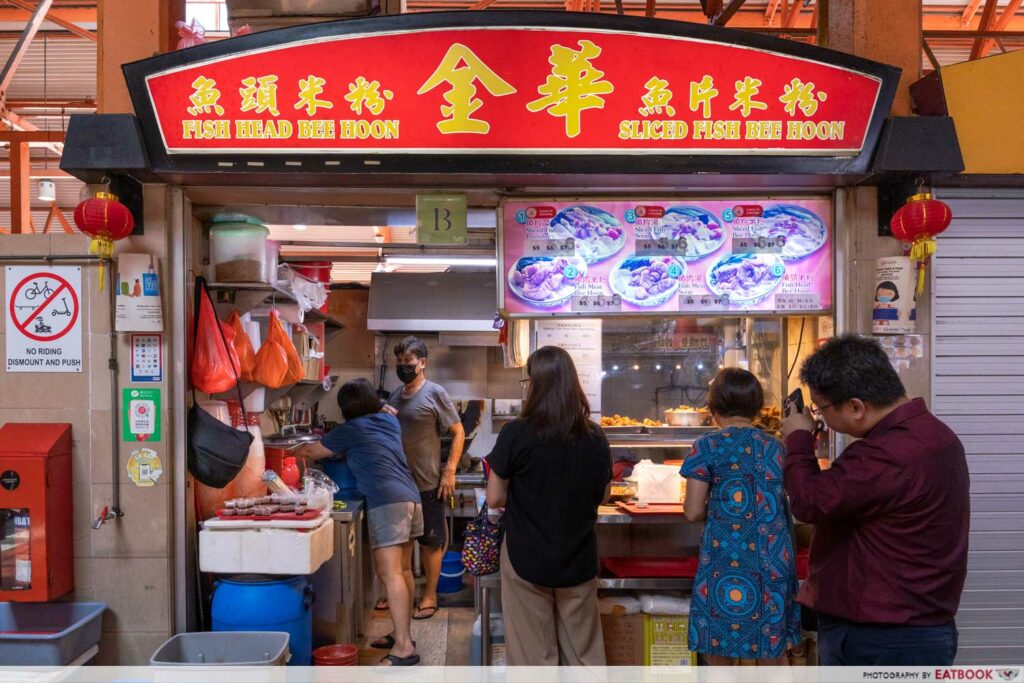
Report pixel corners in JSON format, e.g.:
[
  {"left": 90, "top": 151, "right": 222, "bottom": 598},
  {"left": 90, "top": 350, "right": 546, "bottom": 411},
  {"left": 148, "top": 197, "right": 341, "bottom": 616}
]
[{"left": 199, "top": 514, "right": 334, "bottom": 575}]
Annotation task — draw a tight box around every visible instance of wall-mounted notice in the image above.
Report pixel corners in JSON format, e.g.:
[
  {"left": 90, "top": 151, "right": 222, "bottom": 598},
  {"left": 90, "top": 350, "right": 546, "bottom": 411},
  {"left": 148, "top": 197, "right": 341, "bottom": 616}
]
[
  {"left": 5, "top": 266, "right": 82, "bottom": 373},
  {"left": 500, "top": 198, "right": 833, "bottom": 317},
  {"left": 122, "top": 388, "right": 162, "bottom": 442},
  {"left": 535, "top": 318, "right": 602, "bottom": 415},
  {"left": 116, "top": 254, "right": 163, "bottom": 332}
]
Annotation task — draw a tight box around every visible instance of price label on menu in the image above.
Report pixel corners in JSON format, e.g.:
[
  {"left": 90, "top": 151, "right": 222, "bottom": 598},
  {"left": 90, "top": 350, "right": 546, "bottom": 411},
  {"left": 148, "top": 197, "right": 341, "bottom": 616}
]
[
  {"left": 678, "top": 294, "right": 729, "bottom": 311},
  {"left": 774, "top": 294, "right": 822, "bottom": 312},
  {"left": 571, "top": 294, "right": 623, "bottom": 313},
  {"left": 635, "top": 237, "right": 689, "bottom": 258},
  {"left": 523, "top": 237, "right": 577, "bottom": 256},
  {"left": 731, "top": 236, "right": 787, "bottom": 254}
]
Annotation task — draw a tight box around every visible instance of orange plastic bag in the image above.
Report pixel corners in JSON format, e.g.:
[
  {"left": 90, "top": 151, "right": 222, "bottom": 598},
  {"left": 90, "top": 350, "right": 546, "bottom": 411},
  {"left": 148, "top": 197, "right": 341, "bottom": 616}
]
[
  {"left": 227, "top": 310, "right": 257, "bottom": 382},
  {"left": 191, "top": 277, "right": 240, "bottom": 394},
  {"left": 274, "top": 316, "right": 305, "bottom": 385},
  {"left": 252, "top": 311, "right": 291, "bottom": 388}
]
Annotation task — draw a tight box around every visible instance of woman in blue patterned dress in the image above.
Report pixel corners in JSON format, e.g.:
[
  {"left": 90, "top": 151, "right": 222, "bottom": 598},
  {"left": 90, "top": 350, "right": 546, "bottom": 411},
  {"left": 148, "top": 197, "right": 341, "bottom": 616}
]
[{"left": 680, "top": 367, "right": 801, "bottom": 665}]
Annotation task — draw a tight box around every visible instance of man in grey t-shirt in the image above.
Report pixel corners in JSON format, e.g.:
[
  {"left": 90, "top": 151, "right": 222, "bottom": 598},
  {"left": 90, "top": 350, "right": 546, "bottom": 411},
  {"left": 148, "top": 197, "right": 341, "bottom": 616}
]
[{"left": 385, "top": 336, "right": 464, "bottom": 620}]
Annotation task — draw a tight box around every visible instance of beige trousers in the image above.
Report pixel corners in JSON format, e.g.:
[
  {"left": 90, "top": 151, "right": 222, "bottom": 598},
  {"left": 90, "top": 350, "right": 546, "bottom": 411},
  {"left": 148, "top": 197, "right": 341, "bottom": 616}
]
[{"left": 499, "top": 538, "right": 606, "bottom": 666}]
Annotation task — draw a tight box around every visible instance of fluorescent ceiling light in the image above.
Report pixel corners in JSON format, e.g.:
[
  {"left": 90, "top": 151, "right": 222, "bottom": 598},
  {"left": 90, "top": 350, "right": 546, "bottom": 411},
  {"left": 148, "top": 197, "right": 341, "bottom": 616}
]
[
  {"left": 386, "top": 256, "right": 496, "bottom": 267},
  {"left": 293, "top": 224, "right": 308, "bottom": 231}
]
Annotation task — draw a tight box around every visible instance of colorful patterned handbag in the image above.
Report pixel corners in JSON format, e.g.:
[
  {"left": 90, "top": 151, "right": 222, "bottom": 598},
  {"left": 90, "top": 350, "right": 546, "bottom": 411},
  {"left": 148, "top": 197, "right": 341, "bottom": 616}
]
[{"left": 461, "top": 505, "right": 503, "bottom": 576}]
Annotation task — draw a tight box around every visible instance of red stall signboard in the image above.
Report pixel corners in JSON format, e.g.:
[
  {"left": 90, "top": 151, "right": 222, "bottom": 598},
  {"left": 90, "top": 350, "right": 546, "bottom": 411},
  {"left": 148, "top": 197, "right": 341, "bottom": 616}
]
[{"left": 142, "top": 27, "right": 884, "bottom": 156}]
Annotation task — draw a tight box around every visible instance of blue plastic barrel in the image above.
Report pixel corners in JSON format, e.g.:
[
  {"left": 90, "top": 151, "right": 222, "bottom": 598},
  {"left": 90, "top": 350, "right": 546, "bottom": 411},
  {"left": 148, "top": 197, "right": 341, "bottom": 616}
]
[
  {"left": 438, "top": 550, "right": 466, "bottom": 593},
  {"left": 320, "top": 459, "right": 358, "bottom": 496},
  {"left": 211, "top": 576, "right": 313, "bottom": 666}
]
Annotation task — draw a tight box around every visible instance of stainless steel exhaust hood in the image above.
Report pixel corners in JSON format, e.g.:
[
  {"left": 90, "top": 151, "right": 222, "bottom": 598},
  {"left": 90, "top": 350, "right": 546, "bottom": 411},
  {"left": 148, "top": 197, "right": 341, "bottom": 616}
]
[{"left": 368, "top": 271, "right": 498, "bottom": 333}]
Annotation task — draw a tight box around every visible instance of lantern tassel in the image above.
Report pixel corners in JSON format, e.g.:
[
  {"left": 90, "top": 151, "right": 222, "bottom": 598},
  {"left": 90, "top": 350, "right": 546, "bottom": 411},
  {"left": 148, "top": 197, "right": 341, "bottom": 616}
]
[
  {"left": 908, "top": 236, "right": 937, "bottom": 296},
  {"left": 89, "top": 237, "right": 115, "bottom": 291}
]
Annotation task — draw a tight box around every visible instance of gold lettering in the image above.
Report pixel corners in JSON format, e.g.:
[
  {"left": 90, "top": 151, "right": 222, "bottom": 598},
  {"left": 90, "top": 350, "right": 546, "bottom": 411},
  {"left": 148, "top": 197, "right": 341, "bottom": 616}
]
[
  {"left": 298, "top": 119, "right": 336, "bottom": 139},
  {"left": 745, "top": 120, "right": 782, "bottom": 140}
]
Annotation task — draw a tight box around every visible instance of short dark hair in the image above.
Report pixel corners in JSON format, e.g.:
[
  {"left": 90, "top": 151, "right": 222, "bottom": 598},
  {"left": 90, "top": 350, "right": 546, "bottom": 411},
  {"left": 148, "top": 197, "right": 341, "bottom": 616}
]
[
  {"left": 707, "top": 367, "right": 764, "bottom": 419},
  {"left": 876, "top": 281, "right": 900, "bottom": 301},
  {"left": 394, "top": 336, "right": 428, "bottom": 360},
  {"left": 800, "top": 334, "right": 906, "bottom": 408},
  {"left": 337, "top": 378, "right": 382, "bottom": 421}
]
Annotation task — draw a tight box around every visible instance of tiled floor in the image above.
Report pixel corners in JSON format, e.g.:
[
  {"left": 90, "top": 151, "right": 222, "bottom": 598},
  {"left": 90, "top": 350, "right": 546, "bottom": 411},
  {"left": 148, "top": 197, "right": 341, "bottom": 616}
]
[{"left": 357, "top": 582, "right": 477, "bottom": 666}]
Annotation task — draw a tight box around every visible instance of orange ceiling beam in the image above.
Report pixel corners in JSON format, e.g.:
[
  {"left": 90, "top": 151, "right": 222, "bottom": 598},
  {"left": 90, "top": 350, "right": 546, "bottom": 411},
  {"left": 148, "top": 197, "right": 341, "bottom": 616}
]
[
  {"left": 0, "top": 7, "right": 95, "bottom": 22},
  {"left": 975, "top": 0, "right": 1024, "bottom": 58},
  {"left": 971, "top": 0, "right": 1000, "bottom": 59},
  {"left": 961, "top": 0, "right": 983, "bottom": 26}
]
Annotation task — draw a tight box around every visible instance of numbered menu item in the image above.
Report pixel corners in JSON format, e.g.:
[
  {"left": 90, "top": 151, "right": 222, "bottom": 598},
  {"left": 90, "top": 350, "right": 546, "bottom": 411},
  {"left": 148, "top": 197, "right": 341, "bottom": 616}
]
[
  {"left": 500, "top": 197, "right": 832, "bottom": 316},
  {"left": 548, "top": 206, "right": 625, "bottom": 263}
]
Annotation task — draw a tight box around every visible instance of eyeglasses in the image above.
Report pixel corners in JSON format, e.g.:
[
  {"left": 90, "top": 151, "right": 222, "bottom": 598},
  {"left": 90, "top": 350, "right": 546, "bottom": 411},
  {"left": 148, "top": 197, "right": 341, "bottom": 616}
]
[{"left": 519, "top": 378, "right": 531, "bottom": 387}]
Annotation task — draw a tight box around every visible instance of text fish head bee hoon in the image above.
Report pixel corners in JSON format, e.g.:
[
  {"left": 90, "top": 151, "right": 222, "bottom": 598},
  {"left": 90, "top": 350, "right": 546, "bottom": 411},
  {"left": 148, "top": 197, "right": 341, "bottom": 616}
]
[
  {"left": 507, "top": 255, "right": 588, "bottom": 307},
  {"left": 610, "top": 255, "right": 686, "bottom": 308},
  {"left": 548, "top": 205, "right": 625, "bottom": 264},
  {"left": 706, "top": 253, "right": 785, "bottom": 306},
  {"left": 651, "top": 206, "right": 727, "bottom": 262},
  {"left": 761, "top": 204, "right": 828, "bottom": 262}
]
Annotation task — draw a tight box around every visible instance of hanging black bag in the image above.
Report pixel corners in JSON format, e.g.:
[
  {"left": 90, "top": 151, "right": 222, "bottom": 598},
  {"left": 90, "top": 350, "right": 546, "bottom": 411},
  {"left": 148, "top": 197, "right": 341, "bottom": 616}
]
[{"left": 187, "top": 276, "right": 253, "bottom": 488}]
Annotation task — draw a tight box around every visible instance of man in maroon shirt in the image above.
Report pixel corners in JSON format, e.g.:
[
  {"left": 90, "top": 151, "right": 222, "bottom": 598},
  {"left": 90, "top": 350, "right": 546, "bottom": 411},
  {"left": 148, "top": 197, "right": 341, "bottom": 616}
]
[{"left": 781, "top": 335, "right": 969, "bottom": 666}]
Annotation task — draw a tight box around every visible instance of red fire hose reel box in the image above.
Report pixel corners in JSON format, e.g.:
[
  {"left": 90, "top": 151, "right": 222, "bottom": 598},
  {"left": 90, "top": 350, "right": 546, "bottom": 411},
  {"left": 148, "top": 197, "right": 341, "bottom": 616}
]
[{"left": 0, "top": 423, "right": 73, "bottom": 602}]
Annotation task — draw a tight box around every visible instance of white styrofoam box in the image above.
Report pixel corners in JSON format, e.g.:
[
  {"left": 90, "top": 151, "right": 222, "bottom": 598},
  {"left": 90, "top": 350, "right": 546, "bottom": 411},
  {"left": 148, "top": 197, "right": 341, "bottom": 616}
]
[{"left": 199, "top": 516, "right": 334, "bottom": 575}]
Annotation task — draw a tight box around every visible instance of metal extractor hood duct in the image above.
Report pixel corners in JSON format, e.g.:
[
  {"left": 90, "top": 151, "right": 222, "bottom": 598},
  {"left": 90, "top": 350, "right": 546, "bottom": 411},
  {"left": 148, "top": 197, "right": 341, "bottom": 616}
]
[{"left": 368, "top": 271, "right": 497, "bottom": 333}]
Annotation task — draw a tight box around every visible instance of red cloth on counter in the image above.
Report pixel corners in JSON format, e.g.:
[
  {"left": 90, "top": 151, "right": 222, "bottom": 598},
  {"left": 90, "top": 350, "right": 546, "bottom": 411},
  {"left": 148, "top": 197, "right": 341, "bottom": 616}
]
[{"left": 784, "top": 398, "right": 970, "bottom": 626}]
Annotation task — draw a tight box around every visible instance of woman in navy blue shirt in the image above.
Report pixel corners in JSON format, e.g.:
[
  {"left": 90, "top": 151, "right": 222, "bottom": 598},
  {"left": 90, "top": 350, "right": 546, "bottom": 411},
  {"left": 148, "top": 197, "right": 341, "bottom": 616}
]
[{"left": 297, "top": 379, "right": 422, "bottom": 666}]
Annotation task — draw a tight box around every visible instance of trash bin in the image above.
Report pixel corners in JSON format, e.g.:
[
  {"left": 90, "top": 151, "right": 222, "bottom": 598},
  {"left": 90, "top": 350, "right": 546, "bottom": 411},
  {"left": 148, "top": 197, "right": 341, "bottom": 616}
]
[
  {"left": 150, "top": 631, "right": 290, "bottom": 665},
  {"left": 0, "top": 601, "right": 106, "bottom": 665}
]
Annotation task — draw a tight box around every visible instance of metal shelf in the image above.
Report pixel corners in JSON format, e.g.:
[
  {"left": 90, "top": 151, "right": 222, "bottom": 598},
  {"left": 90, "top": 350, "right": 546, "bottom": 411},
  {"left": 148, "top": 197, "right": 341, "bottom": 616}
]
[
  {"left": 609, "top": 441, "right": 695, "bottom": 449},
  {"left": 206, "top": 281, "right": 346, "bottom": 331}
]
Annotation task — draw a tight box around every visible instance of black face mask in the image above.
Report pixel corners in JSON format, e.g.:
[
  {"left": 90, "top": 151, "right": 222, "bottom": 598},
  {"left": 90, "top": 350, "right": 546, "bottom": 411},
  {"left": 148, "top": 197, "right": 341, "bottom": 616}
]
[{"left": 396, "top": 364, "right": 419, "bottom": 385}]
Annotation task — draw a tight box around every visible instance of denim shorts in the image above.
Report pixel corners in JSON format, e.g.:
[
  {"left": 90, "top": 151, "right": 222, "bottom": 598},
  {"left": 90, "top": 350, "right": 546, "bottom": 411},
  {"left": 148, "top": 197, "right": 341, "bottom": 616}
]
[{"left": 367, "top": 502, "right": 424, "bottom": 550}]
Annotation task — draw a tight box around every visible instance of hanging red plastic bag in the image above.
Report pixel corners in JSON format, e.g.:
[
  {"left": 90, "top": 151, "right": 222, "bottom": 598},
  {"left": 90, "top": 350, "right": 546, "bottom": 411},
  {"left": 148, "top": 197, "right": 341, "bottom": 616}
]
[
  {"left": 227, "top": 310, "right": 257, "bottom": 382},
  {"left": 191, "top": 277, "right": 240, "bottom": 394},
  {"left": 252, "top": 311, "right": 291, "bottom": 388}
]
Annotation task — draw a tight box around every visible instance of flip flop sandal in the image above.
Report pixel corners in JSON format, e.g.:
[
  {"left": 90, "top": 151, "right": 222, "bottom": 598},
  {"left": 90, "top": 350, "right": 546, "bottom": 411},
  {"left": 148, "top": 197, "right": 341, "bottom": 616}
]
[
  {"left": 380, "top": 653, "right": 420, "bottom": 666},
  {"left": 370, "top": 634, "right": 417, "bottom": 650},
  {"left": 412, "top": 605, "right": 439, "bottom": 620},
  {"left": 374, "top": 598, "right": 389, "bottom": 610}
]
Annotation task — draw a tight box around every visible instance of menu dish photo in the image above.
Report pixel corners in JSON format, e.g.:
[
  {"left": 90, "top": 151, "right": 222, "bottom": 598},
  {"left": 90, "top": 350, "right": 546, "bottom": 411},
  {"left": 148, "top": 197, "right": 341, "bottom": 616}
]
[
  {"left": 548, "top": 205, "right": 626, "bottom": 264},
  {"left": 761, "top": 204, "right": 828, "bottom": 261},
  {"left": 610, "top": 255, "right": 686, "bottom": 308},
  {"left": 706, "top": 253, "right": 786, "bottom": 305},
  {"left": 507, "top": 255, "right": 588, "bottom": 307},
  {"left": 651, "top": 206, "right": 727, "bottom": 261}
]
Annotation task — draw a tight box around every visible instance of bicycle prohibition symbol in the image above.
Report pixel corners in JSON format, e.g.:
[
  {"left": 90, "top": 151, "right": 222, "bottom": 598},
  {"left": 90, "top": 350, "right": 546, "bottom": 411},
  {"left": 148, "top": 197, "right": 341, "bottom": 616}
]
[{"left": 8, "top": 272, "right": 80, "bottom": 343}]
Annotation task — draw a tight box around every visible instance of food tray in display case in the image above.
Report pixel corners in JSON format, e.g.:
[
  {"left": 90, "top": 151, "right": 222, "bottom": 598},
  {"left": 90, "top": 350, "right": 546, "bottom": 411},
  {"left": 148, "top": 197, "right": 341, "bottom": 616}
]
[{"left": 499, "top": 197, "right": 833, "bottom": 317}]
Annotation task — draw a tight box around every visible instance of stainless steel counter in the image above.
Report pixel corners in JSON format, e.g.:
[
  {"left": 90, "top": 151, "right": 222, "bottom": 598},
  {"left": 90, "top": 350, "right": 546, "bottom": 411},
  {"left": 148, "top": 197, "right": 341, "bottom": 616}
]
[{"left": 312, "top": 496, "right": 367, "bottom": 649}]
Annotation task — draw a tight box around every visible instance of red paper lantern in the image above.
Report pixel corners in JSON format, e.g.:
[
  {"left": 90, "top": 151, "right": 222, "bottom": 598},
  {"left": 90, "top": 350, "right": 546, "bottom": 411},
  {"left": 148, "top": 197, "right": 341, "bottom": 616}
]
[
  {"left": 889, "top": 192, "right": 952, "bottom": 295},
  {"left": 73, "top": 192, "right": 134, "bottom": 290}
]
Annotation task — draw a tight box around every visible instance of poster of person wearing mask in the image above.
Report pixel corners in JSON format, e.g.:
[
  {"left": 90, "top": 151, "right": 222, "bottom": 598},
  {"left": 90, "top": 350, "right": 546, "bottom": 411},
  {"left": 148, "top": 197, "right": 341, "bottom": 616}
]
[{"left": 872, "top": 256, "right": 917, "bottom": 334}]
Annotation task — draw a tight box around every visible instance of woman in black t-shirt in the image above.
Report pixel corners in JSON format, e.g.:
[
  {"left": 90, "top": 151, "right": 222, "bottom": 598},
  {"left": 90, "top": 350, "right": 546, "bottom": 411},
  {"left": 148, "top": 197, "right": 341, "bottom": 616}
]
[{"left": 486, "top": 346, "right": 612, "bottom": 666}]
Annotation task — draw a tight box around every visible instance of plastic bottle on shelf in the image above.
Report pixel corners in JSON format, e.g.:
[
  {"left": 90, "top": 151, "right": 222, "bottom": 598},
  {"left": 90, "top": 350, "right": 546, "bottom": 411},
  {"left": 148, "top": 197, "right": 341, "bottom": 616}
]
[{"left": 280, "top": 456, "right": 301, "bottom": 489}]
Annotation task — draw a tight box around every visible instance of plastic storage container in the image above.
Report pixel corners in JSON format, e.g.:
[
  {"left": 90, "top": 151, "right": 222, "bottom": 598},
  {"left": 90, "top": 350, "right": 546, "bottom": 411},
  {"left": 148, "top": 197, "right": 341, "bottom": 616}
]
[
  {"left": 0, "top": 601, "right": 106, "bottom": 665},
  {"left": 150, "top": 631, "right": 290, "bottom": 666},
  {"left": 319, "top": 459, "right": 358, "bottom": 495},
  {"left": 470, "top": 614, "right": 505, "bottom": 666},
  {"left": 209, "top": 214, "right": 270, "bottom": 283},
  {"left": 212, "top": 576, "right": 313, "bottom": 666},
  {"left": 438, "top": 550, "right": 465, "bottom": 593}
]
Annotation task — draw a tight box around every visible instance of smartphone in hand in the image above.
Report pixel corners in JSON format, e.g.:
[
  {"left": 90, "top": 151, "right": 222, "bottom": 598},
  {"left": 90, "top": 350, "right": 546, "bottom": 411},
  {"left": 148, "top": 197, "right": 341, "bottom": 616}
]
[{"left": 784, "top": 388, "right": 805, "bottom": 417}]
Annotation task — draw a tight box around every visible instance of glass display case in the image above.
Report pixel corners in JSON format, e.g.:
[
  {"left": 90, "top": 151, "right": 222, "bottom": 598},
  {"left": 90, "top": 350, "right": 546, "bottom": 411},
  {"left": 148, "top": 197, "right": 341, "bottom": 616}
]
[{"left": 600, "top": 316, "right": 785, "bottom": 457}]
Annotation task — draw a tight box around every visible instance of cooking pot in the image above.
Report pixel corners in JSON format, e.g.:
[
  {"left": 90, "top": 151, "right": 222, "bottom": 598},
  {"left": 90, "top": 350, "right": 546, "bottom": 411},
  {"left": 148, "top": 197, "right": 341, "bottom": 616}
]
[{"left": 664, "top": 410, "right": 704, "bottom": 427}]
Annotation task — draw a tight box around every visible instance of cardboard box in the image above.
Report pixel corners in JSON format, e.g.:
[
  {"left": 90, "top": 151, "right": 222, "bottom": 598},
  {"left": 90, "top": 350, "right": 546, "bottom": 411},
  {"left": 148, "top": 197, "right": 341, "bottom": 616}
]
[
  {"left": 643, "top": 614, "right": 696, "bottom": 666},
  {"left": 601, "top": 613, "right": 645, "bottom": 665}
]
